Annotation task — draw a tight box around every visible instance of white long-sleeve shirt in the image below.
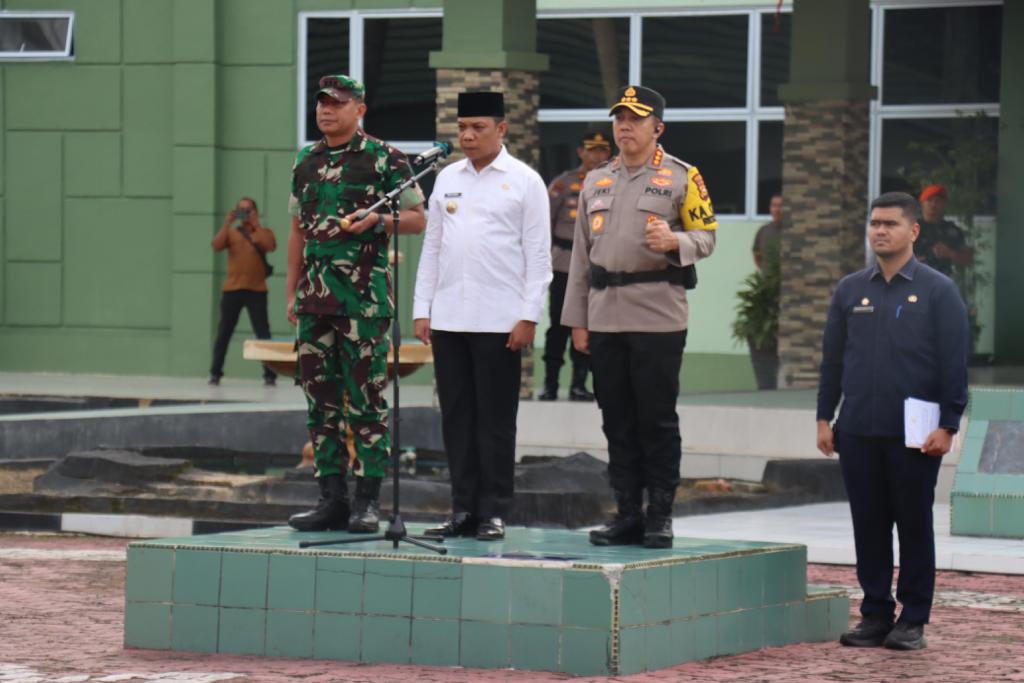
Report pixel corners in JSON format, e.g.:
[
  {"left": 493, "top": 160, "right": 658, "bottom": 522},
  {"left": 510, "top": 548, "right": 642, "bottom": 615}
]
[{"left": 413, "top": 146, "right": 552, "bottom": 333}]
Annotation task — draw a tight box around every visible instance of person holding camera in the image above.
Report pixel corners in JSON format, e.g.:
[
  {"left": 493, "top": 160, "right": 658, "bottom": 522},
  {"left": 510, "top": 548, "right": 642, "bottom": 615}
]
[{"left": 209, "top": 197, "right": 278, "bottom": 386}]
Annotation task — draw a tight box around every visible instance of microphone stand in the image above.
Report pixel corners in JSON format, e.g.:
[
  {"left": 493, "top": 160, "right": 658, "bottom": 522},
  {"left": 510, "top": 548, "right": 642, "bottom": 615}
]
[{"left": 300, "top": 156, "right": 446, "bottom": 555}]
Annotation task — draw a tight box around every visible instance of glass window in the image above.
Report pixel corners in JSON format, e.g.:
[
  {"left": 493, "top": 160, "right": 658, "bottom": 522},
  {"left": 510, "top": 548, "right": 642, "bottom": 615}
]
[
  {"left": 0, "top": 13, "right": 73, "bottom": 59},
  {"left": 304, "top": 18, "right": 349, "bottom": 141},
  {"left": 882, "top": 5, "right": 1002, "bottom": 105},
  {"left": 538, "top": 18, "right": 630, "bottom": 109},
  {"left": 362, "top": 17, "right": 442, "bottom": 143},
  {"left": 880, "top": 115, "right": 999, "bottom": 216},
  {"left": 539, "top": 122, "right": 615, "bottom": 184},
  {"left": 759, "top": 12, "right": 790, "bottom": 107},
  {"left": 660, "top": 121, "right": 746, "bottom": 215},
  {"left": 641, "top": 15, "right": 748, "bottom": 108},
  {"left": 757, "top": 121, "right": 783, "bottom": 215}
]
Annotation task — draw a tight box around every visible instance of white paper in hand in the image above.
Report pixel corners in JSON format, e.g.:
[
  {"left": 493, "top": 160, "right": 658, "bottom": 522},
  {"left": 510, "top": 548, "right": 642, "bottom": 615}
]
[{"left": 904, "top": 397, "right": 940, "bottom": 449}]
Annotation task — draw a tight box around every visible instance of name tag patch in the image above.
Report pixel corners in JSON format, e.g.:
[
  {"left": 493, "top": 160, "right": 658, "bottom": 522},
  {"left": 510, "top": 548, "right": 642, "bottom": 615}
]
[
  {"left": 852, "top": 305, "right": 874, "bottom": 314},
  {"left": 444, "top": 192, "right": 462, "bottom": 198}
]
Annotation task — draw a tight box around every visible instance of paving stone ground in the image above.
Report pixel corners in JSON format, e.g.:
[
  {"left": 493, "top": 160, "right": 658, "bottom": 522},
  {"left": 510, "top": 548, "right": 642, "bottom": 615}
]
[{"left": 2, "top": 533, "right": 1023, "bottom": 683}]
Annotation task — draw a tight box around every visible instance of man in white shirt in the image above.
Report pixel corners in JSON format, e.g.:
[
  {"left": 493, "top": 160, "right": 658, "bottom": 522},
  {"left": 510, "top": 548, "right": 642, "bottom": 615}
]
[{"left": 413, "top": 91, "right": 552, "bottom": 541}]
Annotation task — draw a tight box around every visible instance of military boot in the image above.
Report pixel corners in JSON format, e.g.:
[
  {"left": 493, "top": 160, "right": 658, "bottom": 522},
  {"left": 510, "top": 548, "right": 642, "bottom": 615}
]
[
  {"left": 568, "top": 364, "right": 595, "bottom": 402},
  {"left": 643, "top": 487, "right": 676, "bottom": 548},
  {"left": 537, "top": 362, "right": 560, "bottom": 401},
  {"left": 589, "top": 489, "right": 644, "bottom": 545},
  {"left": 347, "top": 476, "right": 382, "bottom": 533},
  {"left": 288, "top": 474, "right": 349, "bottom": 531}
]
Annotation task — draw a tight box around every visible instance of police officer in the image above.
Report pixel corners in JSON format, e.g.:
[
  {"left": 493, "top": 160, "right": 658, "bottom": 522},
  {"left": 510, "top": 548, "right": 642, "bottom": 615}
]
[
  {"left": 286, "top": 74, "right": 426, "bottom": 533},
  {"left": 562, "top": 86, "right": 718, "bottom": 548},
  {"left": 817, "top": 192, "right": 968, "bottom": 651},
  {"left": 539, "top": 129, "right": 612, "bottom": 402}
]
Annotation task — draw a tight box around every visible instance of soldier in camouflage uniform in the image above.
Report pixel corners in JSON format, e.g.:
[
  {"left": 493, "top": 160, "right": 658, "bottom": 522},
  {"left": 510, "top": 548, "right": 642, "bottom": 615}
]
[{"left": 286, "top": 74, "right": 426, "bottom": 533}]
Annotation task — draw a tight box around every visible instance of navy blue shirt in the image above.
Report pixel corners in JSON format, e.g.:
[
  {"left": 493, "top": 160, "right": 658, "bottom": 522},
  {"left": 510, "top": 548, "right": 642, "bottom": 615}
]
[{"left": 816, "top": 256, "right": 969, "bottom": 437}]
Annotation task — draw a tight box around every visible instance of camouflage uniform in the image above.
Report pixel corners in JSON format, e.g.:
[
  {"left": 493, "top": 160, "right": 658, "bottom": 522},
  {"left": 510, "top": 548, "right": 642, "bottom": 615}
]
[{"left": 289, "top": 131, "right": 424, "bottom": 478}]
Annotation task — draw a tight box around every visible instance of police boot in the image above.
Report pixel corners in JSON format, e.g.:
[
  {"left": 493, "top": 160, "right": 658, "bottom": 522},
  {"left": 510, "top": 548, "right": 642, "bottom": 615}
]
[
  {"left": 537, "top": 362, "right": 560, "bottom": 401},
  {"left": 568, "top": 365, "right": 594, "bottom": 402},
  {"left": 347, "top": 476, "right": 382, "bottom": 533},
  {"left": 643, "top": 487, "right": 676, "bottom": 549},
  {"left": 589, "top": 489, "right": 644, "bottom": 545},
  {"left": 288, "top": 474, "right": 349, "bottom": 531}
]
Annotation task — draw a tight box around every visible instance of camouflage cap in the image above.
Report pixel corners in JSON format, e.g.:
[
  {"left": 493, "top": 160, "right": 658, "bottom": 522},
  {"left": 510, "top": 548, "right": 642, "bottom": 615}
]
[{"left": 317, "top": 74, "right": 365, "bottom": 102}]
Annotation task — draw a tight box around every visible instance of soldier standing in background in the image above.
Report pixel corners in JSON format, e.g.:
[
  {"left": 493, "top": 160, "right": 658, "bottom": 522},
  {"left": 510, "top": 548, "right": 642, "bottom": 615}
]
[
  {"left": 538, "top": 129, "right": 612, "bottom": 402},
  {"left": 286, "top": 74, "right": 426, "bottom": 533},
  {"left": 562, "top": 85, "right": 718, "bottom": 549}
]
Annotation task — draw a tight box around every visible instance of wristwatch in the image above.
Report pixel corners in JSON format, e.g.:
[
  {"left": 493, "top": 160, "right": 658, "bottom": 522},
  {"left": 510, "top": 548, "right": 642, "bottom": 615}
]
[{"left": 374, "top": 213, "right": 387, "bottom": 234}]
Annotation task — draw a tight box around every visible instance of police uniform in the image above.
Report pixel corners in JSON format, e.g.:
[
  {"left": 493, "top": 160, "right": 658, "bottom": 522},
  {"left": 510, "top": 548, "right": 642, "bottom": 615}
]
[
  {"left": 818, "top": 254, "right": 968, "bottom": 635},
  {"left": 287, "top": 74, "right": 425, "bottom": 533},
  {"left": 562, "top": 86, "right": 718, "bottom": 548},
  {"left": 540, "top": 130, "right": 611, "bottom": 402}
]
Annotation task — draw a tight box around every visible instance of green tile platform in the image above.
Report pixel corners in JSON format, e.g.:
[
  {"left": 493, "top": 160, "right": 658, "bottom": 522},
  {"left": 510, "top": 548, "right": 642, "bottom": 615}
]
[
  {"left": 124, "top": 526, "right": 847, "bottom": 675},
  {"left": 951, "top": 388, "right": 1024, "bottom": 539}
]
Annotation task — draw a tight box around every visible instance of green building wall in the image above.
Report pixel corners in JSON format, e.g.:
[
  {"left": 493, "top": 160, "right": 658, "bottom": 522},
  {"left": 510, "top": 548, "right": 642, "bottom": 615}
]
[{"left": 0, "top": 0, "right": 769, "bottom": 390}]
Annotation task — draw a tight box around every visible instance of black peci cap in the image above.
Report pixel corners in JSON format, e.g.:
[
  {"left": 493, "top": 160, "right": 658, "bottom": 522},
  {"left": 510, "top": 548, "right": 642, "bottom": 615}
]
[{"left": 457, "top": 91, "right": 505, "bottom": 117}]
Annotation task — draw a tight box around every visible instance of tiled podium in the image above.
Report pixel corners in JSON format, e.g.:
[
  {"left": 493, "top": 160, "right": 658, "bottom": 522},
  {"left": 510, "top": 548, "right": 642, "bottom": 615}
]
[{"left": 124, "top": 526, "right": 848, "bottom": 675}]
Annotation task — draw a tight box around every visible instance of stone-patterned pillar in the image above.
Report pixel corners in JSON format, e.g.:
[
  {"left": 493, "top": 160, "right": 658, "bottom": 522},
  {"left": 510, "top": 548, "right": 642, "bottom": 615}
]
[{"left": 777, "top": 99, "right": 870, "bottom": 387}]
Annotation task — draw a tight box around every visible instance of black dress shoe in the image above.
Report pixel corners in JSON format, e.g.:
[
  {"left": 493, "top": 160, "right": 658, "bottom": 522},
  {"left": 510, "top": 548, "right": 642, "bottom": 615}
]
[
  {"left": 839, "top": 616, "right": 894, "bottom": 647},
  {"left": 883, "top": 622, "right": 927, "bottom": 650},
  {"left": 537, "top": 387, "right": 558, "bottom": 401},
  {"left": 424, "top": 512, "right": 477, "bottom": 538},
  {"left": 208, "top": 375, "right": 221, "bottom": 386},
  {"left": 476, "top": 517, "right": 505, "bottom": 540}
]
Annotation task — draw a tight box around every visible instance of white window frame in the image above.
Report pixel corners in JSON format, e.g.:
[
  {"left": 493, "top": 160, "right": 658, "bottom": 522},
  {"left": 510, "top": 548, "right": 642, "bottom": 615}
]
[
  {"left": 0, "top": 10, "right": 75, "bottom": 61},
  {"left": 537, "top": 7, "right": 790, "bottom": 220},
  {"left": 297, "top": 8, "right": 443, "bottom": 154},
  {"left": 868, "top": 0, "right": 1002, "bottom": 205}
]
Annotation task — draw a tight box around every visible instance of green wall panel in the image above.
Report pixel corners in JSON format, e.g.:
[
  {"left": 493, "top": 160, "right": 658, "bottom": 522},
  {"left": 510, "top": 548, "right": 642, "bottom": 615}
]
[
  {"left": 4, "top": 133, "right": 62, "bottom": 261},
  {"left": 265, "top": 151, "right": 297, "bottom": 274},
  {"left": 124, "top": 0, "right": 174, "bottom": 64},
  {"left": 64, "top": 133, "right": 121, "bottom": 197},
  {"left": 174, "top": 215, "right": 218, "bottom": 273},
  {"left": 173, "top": 0, "right": 216, "bottom": 63},
  {"left": 218, "top": 150, "right": 266, "bottom": 215},
  {"left": 218, "top": 67, "right": 295, "bottom": 150},
  {"left": 64, "top": 199, "right": 172, "bottom": 329},
  {"left": 219, "top": 0, "right": 294, "bottom": 65},
  {"left": 174, "top": 65, "right": 217, "bottom": 146},
  {"left": 5, "top": 0, "right": 121, "bottom": 64},
  {"left": 0, "top": 200, "right": 5, "bottom": 323},
  {"left": 173, "top": 147, "right": 217, "bottom": 214},
  {"left": 4, "top": 262, "right": 61, "bottom": 326},
  {"left": 6, "top": 66, "right": 120, "bottom": 130},
  {"left": 0, "top": 68, "right": 4, "bottom": 196},
  {"left": 124, "top": 66, "right": 174, "bottom": 198},
  {"left": 0, "top": 328, "right": 172, "bottom": 374},
  {"left": 170, "top": 272, "right": 218, "bottom": 375}
]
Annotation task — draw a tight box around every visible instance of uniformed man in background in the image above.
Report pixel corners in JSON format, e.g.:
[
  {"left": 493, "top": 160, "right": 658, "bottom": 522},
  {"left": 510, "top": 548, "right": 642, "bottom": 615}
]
[
  {"left": 286, "top": 74, "right": 426, "bottom": 533},
  {"left": 538, "top": 129, "right": 612, "bottom": 402},
  {"left": 562, "top": 85, "right": 718, "bottom": 549}
]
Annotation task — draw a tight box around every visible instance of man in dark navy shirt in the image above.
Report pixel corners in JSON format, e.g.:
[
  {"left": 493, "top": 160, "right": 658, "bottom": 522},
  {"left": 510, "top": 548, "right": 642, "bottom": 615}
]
[{"left": 816, "top": 192, "right": 968, "bottom": 652}]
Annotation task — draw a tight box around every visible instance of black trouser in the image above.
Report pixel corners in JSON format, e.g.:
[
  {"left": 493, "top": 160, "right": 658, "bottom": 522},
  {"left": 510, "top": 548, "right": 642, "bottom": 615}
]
[
  {"left": 543, "top": 271, "right": 589, "bottom": 386},
  {"left": 837, "top": 432, "right": 943, "bottom": 625},
  {"left": 431, "top": 330, "right": 522, "bottom": 519},
  {"left": 210, "top": 290, "right": 275, "bottom": 380},
  {"left": 589, "top": 330, "right": 687, "bottom": 495}
]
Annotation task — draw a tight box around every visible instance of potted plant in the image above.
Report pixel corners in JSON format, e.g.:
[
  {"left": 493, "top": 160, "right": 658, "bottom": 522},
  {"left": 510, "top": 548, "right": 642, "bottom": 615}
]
[{"left": 732, "top": 243, "right": 780, "bottom": 390}]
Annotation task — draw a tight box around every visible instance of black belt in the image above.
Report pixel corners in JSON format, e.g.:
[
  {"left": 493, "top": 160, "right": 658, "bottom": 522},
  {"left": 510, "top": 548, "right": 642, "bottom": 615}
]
[
  {"left": 552, "top": 236, "right": 573, "bottom": 250},
  {"left": 589, "top": 264, "right": 697, "bottom": 290}
]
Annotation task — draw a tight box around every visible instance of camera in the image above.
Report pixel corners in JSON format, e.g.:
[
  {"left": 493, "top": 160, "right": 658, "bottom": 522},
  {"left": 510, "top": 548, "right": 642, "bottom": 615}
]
[{"left": 235, "top": 208, "right": 251, "bottom": 221}]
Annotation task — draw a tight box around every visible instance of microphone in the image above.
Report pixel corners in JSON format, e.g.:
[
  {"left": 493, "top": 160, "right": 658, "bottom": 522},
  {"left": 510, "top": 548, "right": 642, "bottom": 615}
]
[{"left": 411, "top": 141, "right": 451, "bottom": 166}]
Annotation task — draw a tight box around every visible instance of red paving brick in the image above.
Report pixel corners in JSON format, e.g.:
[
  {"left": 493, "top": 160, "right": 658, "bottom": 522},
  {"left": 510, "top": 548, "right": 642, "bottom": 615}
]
[{"left": 2, "top": 534, "right": 1023, "bottom": 682}]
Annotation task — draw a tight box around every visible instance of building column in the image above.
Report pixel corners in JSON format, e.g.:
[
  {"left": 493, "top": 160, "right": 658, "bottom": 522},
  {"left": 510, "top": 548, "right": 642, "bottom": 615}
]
[
  {"left": 995, "top": 2, "right": 1024, "bottom": 362},
  {"left": 777, "top": 0, "right": 875, "bottom": 388},
  {"left": 430, "top": 0, "right": 548, "bottom": 397}
]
